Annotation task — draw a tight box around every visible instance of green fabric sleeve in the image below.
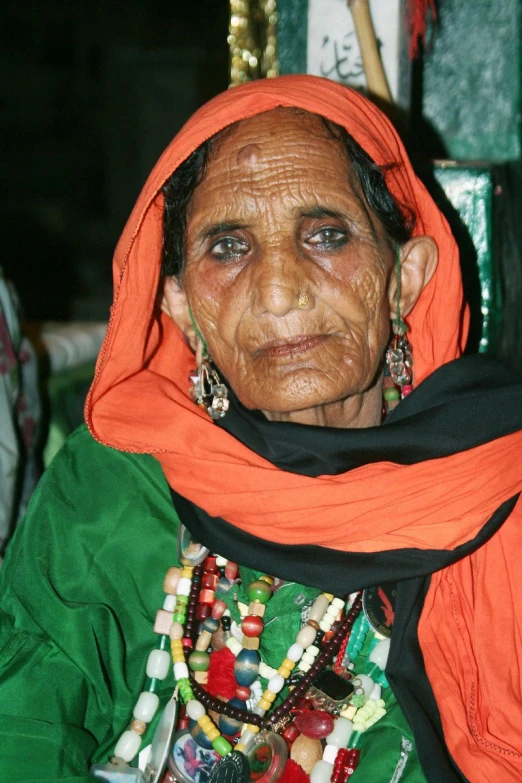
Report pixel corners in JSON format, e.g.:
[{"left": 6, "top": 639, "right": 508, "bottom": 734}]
[{"left": 0, "top": 426, "right": 179, "bottom": 781}]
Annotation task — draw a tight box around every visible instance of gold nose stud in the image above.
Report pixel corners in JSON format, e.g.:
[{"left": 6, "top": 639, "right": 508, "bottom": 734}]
[{"left": 297, "top": 293, "right": 309, "bottom": 309}]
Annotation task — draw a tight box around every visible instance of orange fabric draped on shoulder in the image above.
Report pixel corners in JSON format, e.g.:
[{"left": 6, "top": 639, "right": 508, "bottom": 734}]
[{"left": 86, "top": 75, "right": 522, "bottom": 779}]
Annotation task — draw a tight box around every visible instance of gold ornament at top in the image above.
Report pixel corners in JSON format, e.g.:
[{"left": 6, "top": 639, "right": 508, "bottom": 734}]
[{"left": 229, "top": 0, "right": 279, "bottom": 86}]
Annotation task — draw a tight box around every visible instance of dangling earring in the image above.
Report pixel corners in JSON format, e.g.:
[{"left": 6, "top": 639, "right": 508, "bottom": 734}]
[
  {"left": 187, "top": 308, "right": 229, "bottom": 420},
  {"left": 384, "top": 249, "right": 413, "bottom": 413}
]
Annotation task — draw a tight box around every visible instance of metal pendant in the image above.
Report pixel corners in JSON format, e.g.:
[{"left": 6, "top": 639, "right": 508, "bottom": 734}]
[
  {"left": 362, "top": 582, "right": 397, "bottom": 638},
  {"left": 207, "top": 751, "right": 249, "bottom": 783},
  {"left": 168, "top": 730, "right": 220, "bottom": 783},
  {"left": 177, "top": 524, "right": 210, "bottom": 567},
  {"left": 245, "top": 731, "right": 288, "bottom": 783},
  {"left": 143, "top": 695, "right": 179, "bottom": 783}
]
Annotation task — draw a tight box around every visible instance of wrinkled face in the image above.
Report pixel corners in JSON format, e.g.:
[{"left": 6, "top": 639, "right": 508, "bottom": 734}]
[{"left": 182, "top": 108, "right": 395, "bottom": 415}]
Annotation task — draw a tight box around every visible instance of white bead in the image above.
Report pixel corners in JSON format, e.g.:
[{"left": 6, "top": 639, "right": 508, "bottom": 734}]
[
  {"left": 186, "top": 699, "right": 206, "bottom": 721},
  {"left": 114, "top": 730, "right": 142, "bottom": 762},
  {"left": 226, "top": 637, "right": 242, "bottom": 655},
  {"left": 310, "top": 759, "right": 334, "bottom": 783},
  {"left": 326, "top": 717, "right": 353, "bottom": 747},
  {"left": 253, "top": 705, "right": 266, "bottom": 716},
  {"left": 146, "top": 649, "right": 170, "bottom": 680},
  {"left": 322, "top": 744, "right": 338, "bottom": 764},
  {"left": 319, "top": 620, "right": 332, "bottom": 632},
  {"left": 169, "top": 621, "right": 184, "bottom": 640},
  {"left": 308, "top": 645, "right": 320, "bottom": 657},
  {"left": 331, "top": 597, "right": 345, "bottom": 610},
  {"left": 287, "top": 643, "right": 303, "bottom": 663},
  {"left": 298, "top": 661, "right": 311, "bottom": 673},
  {"left": 296, "top": 625, "right": 317, "bottom": 648},
  {"left": 267, "top": 674, "right": 285, "bottom": 694},
  {"left": 308, "top": 595, "right": 330, "bottom": 623},
  {"left": 239, "top": 728, "right": 257, "bottom": 750},
  {"left": 325, "top": 606, "right": 338, "bottom": 618},
  {"left": 176, "top": 577, "right": 191, "bottom": 596},
  {"left": 215, "top": 556, "right": 227, "bottom": 567},
  {"left": 163, "top": 594, "right": 176, "bottom": 611},
  {"left": 133, "top": 691, "right": 160, "bottom": 723},
  {"left": 369, "top": 683, "right": 382, "bottom": 701},
  {"left": 173, "top": 662, "right": 189, "bottom": 681},
  {"left": 259, "top": 662, "right": 277, "bottom": 679},
  {"left": 369, "top": 638, "right": 391, "bottom": 670},
  {"left": 301, "top": 651, "right": 316, "bottom": 665}
]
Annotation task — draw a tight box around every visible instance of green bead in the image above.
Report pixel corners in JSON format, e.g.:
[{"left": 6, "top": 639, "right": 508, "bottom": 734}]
[
  {"left": 247, "top": 579, "right": 272, "bottom": 604},
  {"left": 144, "top": 677, "right": 159, "bottom": 693},
  {"left": 156, "top": 634, "right": 169, "bottom": 651},
  {"left": 177, "top": 595, "right": 189, "bottom": 606},
  {"left": 173, "top": 612, "right": 185, "bottom": 624},
  {"left": 188, "top": 650, "right": 210, "bottom": 672},
  {"left": 212, "top": 736, "right": 233, "bottom": 757},
  {"left": 383, "top": 387, "right": 400, "bottom": 401}
]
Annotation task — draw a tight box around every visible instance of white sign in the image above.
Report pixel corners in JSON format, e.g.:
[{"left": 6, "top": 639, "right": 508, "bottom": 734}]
[{"left": 307, "top": 0, "right": 402, "bottom": 101}]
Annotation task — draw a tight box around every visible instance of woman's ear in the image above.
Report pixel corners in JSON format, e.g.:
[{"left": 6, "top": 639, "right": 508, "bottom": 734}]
[
  {"left": 161, "top": 276, "right": 197, "bottom": 352},
  {"left": 388, "top": 236, "right": 438, "bottom": 320}
]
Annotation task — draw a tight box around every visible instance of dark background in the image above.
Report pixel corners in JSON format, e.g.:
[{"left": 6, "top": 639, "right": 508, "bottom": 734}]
[{"left": 1, "top": 0, "right": 230, "bottom": 321}]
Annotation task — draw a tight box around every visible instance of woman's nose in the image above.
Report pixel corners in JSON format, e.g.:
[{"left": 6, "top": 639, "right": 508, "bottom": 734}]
[{"left": 250, "top": 250, "right": 309, "bottom": 317}]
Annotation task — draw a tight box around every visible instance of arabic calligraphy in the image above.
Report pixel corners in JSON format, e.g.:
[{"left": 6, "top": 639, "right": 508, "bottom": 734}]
[{"left": 319, "top": 31, "right": 364, "bottom": 82}]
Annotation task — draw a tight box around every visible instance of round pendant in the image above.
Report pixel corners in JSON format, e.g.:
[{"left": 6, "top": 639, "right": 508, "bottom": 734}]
[
  {"left": 168, "top": 730, "right": 221, "bottom": 783},
  {"left": 143, "top": 696, "right": 179, "bottom": 783},
  {"left": 207, "top": 751, "right": 250, "bottom": 783},
  {"left": 246, "top": 731, "right": 288, "bottom": 783},
  {"left": 362, "top": 582, "right": 397, "bottom": 637},
  {"left": 178, "top": 525, "right": 210, "bottom": 567}
]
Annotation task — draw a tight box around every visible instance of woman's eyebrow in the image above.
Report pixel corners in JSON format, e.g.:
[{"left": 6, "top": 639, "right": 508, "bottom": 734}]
[
  {"left": 300, "top": 206, "right": 347, "bottom": 221},
  {"left": 197, "top": 221, "right": 249, "bottom": 242}
]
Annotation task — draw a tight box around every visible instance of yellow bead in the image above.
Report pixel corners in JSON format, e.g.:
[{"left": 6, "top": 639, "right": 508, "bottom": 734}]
[
  {"left": 323, "top": 592, "right": 334, "bottom": 601},
  {"left": 258, "top": 698, "right": 272, "bottom": 711},
  {"left": 278, "top": 665, "right": 292, "bottom": 678},
  {"left": 207, "top": 727, "right": 220, "bottom": 741},
  {"left": 173, "top": 654, "right": 185, "bottom": 663},
  {"left": 259, "top": 575, "right": 274, "bottom": 585},
  {"left": 261, "top": 690, "right": 276, "bottom": 703},
  {"left": 281, "top": 658, "right": 295, "bottom": 671},
  {"left": 246, "top": 724, "right": 260, "bottom": 733},
  {"left": 235, "top": 743, "right": 246, "bottom": 753},
  {"left": 181, "top": 568, "right": 193, "bottom": 578},
  {"left": 198, "top": 715, "right": 212, "bottom": 729}
]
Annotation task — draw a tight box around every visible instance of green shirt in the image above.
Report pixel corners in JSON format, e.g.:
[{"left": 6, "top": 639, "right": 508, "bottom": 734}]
[{"left": 0, "top": 426, "right": 426, "bottom": 782}]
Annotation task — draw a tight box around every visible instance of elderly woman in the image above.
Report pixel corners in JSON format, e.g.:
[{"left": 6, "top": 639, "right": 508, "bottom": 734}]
[{"left": 1, "top": 76, "right": 521, "bottom": 783}]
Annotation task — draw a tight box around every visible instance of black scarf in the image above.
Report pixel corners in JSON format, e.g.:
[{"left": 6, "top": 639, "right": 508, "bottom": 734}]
[{"left": 171, "top": 354, "right": 522, "bottom": 783}]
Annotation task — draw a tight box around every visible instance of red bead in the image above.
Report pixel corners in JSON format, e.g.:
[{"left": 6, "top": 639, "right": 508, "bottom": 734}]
[
  {"left": 196, "top": 604, "right": 211, "bottom": 620},
  {"left": 402, "top": 384, "right": 413, "bottom": 397},
  {"left": 293, "top": 709, "right": 334, "bottom": 739},
  {"left": 235, "top": 685, "right": 251, "bottom": 701},
  {"left": 182, "top": 637, "right": 193, "bottom": 649},
  {"left": 211, "top": 599, "right": 227, "bottom": 619},
  {"left": 199, "top": 589, "right": 215, "bottom": 605},
  {"left": 204, "top": 556, "right": 218, "bottom": 573},
  {"left": 241, "top": 615, "right": 264, "bottom": 638},
  {"left": 225, "top": 562, "right": 238, "bottom": 580},
  {"left": 202, "top": 573, "right": 218, "bottom": 590},
  {"left": 281, "top": 724, "right": 300, "bottom": 744}
]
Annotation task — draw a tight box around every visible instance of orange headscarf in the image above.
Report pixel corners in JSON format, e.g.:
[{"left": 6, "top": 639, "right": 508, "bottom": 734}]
[{"left": 86, "top": 76, "right": 522, "bottom": 779}]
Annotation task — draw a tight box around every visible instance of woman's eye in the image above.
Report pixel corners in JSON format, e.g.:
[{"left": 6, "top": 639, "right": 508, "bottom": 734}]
[
  {"left": 308, "top": 227, "right": 347, "bottom": 247},
  {"left": 210, "top": 237, "right": 249, "bottom": 260}
]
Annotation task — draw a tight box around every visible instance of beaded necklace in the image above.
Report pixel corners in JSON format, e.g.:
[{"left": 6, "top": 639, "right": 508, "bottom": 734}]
[{"left": 90, "top": 530, "right": 392, "bottom": 783}]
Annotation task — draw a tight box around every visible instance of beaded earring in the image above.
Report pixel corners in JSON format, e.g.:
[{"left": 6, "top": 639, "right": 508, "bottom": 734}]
[
  {"left": 187, "top": 308, "right": 229, "bottom": 420},
  {"left": 384, "top": 248, "right": 413, "bottom": 413}
]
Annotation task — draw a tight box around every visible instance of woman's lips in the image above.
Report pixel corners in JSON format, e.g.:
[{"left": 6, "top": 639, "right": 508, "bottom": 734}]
[{"left": 256, "top": 334, "right": 329, "bottom": 358}]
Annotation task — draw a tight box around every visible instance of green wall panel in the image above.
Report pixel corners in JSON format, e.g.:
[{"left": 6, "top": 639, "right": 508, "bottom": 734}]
[
  {"left": 278, "top": 0, "right": 308, "bottom": 74},
  {"left": 422, "top": 0, "right": 521, "bottom": 162}
]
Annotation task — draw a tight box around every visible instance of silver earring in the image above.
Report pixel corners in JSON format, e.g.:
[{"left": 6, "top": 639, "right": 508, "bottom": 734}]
[
  {"left": 189, "top": 358, "right": 229, "bottom": 420},
  {"left": 386, "top": 320, "right": 413, "bottom": 387}
]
